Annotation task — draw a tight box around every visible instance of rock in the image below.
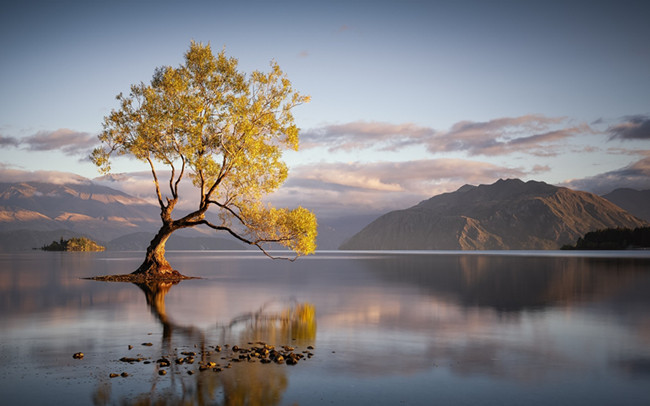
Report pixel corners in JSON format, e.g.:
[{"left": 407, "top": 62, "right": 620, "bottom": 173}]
[
  {"left": 158, "top": 370, "right": 167, "bottom": 376},
  {"left": 128, "top": 345, "right": 133, "bottom": 350},
  {"left": 142, "top": 342, "right": 153, "bottom": 346},
  {"left": 72, "top": 352, "right": 84, "bottom": 359},
  {"left": 121, "top": 372, "right": 129, "bottom": 377},
  {"left": 157, "top": 358, "right": 171, "bottom": 367},
  {"left": 286, "top": 357, "right": 298, "bottom": 365},
  {"left": 187, "top": 370, "right": 194, "bottom": 375},
  {"left": 307, "top": 345, "right": 314, "bottom": 350},
  {"left": 109, "top": 373, "right": 119, "bottom": 378},
  {"left": 120, "top": 357, "right": 144, "bottom": 363}
]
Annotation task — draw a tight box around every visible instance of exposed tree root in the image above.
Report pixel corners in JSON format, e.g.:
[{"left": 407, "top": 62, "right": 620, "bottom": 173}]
[{"left": 86, "top": 270, "right": 197, "bottom": 283}]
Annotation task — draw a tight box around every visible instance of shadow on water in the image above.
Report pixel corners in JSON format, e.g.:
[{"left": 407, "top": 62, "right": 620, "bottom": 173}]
[{"left": 92, "top": 279, "right": 317, "bottom": 406}]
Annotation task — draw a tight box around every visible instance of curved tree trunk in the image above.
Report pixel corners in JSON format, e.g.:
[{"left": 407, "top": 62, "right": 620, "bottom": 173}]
[{"left": 132, "top": 223, "right": 182, "bottom": 279}]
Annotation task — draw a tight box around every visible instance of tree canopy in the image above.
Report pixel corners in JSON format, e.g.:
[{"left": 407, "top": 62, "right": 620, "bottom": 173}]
[{"left": 92, "top": 42, "right": 316, "bottom": 275}]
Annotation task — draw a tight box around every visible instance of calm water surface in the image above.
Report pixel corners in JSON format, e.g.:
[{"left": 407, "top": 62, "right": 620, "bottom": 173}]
[{"left": 1, "top": 250, "right": 650, "bottom": 405}]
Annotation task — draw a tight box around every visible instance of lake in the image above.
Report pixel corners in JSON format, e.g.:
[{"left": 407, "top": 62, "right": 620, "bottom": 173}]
[{"left": 1, "top": 250, "right": 650, "bottom": 405}]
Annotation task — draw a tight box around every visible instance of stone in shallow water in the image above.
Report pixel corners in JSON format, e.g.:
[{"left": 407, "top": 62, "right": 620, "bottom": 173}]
[{"left": 72, "top": 352, "right": 84, "bottom": 359}]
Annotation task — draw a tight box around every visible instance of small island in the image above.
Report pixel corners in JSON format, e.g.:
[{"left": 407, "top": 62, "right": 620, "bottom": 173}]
[{"left": 41, "top": 237, "right": 106, "bottom": 252}]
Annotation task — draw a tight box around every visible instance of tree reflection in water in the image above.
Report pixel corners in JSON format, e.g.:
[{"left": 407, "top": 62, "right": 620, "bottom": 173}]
[{"left": 93, "top": 280, "right": 316, "bottom": 405}]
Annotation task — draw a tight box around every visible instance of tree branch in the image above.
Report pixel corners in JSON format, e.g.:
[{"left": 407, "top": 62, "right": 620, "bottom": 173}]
[
  {"left": 174, "top": 155, "right": 186, "bottom": 199},
  {"left": 146, "top": 156, "right": 165, "bottom": 209},
  {"left": 194, "top": 219, "right": 297, "bottom": 261}
]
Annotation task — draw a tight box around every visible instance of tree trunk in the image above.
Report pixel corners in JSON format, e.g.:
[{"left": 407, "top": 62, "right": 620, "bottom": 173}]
[{"left": 133, "top": 224, "right": 184, "bottom": 279}]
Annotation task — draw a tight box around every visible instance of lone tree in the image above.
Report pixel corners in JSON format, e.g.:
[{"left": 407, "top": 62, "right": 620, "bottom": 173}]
[{"left": 92, "top": 42, "right": 317, "bottom": 280}]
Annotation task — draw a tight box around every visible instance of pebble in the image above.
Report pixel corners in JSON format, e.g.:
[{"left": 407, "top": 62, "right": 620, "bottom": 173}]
[
  {"left": 72, "top": 352, "right": 84, "bottom": 359},
  {"left": 98, "top": 339, "right": 319, "bottom": 379},
  {"left": 119, "top": 357, "right": 144, "bottom": 363}
]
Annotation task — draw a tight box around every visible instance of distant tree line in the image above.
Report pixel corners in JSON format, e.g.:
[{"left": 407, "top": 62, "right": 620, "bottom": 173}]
[
  {"left": 41, "top": 237, "right": 105, "bottom": 252},
  {"left": 562, "top": 227, "right": 650, "bottom": 250}
]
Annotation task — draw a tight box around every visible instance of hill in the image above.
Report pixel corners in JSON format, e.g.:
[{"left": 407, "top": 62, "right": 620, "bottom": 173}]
[
  {"left": 0, "top": 181, "right": 251, "bottom": 251},
  {"left": 0, "top": 181, "right": 159, "bottom": 240},
  {"left": 340, "top": 179, "right": 649, "bottom": 250},
  {"left": 0, "top": 229, "right": 248, "bottom": 252},
  {"left": 602, "top": 188, "right": 650, "bottom": 222},
  {"left": 0, "top": 178, "right": 366, "bottom": 250}
]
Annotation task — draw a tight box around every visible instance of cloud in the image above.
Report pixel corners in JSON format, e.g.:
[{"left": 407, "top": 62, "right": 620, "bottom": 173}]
[
  {"left": 607, "top": 115, "right": 650, "bottom": 141},
  {"left": 22, "top": 129, "right": 98, "bottom": 155},
  {"left": 427, "top": 115, "right": 592, "bottom": 156},
  {"left": 302, "top": 115, "right": 592, "bottom": 157},
  {"left": 560, "top": 155, "right": 650, "bottom": 195},
  {"left": 268, "top": 159, "right": 528, "bottom": 217},
  {"left": 301, "top": 121, "right": 435, "bottom": 152},
  {"left": 0, "top": 134, "right": 20, "bottom": 147},
  {"left": 0, "top": 167, "right": 90, "bottom": 184},
  {"left": 93, "top": 170, "right": 202, "bottom": 211}
]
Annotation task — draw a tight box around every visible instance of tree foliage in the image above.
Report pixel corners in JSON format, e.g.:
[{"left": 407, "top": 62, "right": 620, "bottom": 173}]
[
  {"left": 562, "top": 226, "right": 650, "bottom": 250},
  {"left": 91, "top": 42, "right": 316, "bottom": 264},
  {"left": 42, "top": 237, "right": 105, "bottom": 252}
]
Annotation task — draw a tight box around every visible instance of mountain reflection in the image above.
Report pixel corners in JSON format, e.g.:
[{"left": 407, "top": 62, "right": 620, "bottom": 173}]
[
  {"left": 94, "top": 280, "right": 316, "bottom": 406},
  {"left": 310, "top": 253, "right": 650, "bottom": 381},
  {"left": 363, "top": 254, "right": 650, "bottom": 312}
]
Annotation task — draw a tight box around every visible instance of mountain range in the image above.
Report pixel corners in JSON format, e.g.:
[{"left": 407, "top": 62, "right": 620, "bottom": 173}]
[
  {"left": 1, "top": 178, "right": 648, "bottom": 251},
  {"left": 340, "top": 179, "right": 649, "bottom": 250},
  {"left": 0, "top": 181, "right": 159, "bottom": 240},
  {"left": 0, "top": 181, "right": 247, "bottom": 251}
]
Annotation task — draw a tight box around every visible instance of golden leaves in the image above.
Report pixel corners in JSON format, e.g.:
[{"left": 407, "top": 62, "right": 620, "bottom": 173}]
[{"left": 239, "top": 202, "right": 318, "bottom": 256}]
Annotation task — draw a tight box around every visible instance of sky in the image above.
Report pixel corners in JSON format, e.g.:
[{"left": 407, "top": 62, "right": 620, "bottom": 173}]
[{"left": 1, "top": 0, "right": 649, "bottom": 219}]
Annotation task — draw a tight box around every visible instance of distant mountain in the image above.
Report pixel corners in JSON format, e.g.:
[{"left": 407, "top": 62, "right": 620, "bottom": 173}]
[
  {"left": 340, "top": 179, "right": 649, "bottom": 250},
  {"left": 0, "top": 181, "right": 159, "bottom": 240},
  {"left": 0, "top": 229, "right": 248, "bottom": 252},
  {"left": 602, "top": 188, "right": 650, "bottom": 222},
  {"left": 315, "top": 214, "right": 383, "bottom": 250},
  {"left": 0, "top": 180, "right": 319, "bottom": 251},
  {"left": 0, "top": 181, "right": 249, "bottom": 251}
]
